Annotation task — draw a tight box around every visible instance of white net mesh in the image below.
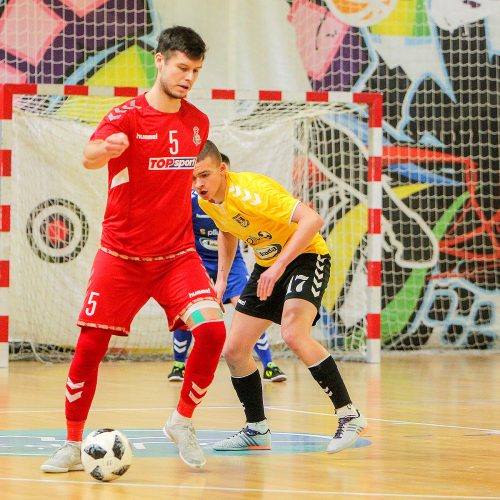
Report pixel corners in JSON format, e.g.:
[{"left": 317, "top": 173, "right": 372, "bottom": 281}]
[
  {"left": 1, "top": 2, "right": 498, "bottom": 362},
  {"left": 5, "top": 92, "right": 375, "bottom": 361}
]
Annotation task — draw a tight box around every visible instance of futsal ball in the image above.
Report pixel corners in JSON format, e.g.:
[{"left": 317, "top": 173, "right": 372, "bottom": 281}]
[{"left": 81, "top": 428, "right": 132, "bottom": 482}]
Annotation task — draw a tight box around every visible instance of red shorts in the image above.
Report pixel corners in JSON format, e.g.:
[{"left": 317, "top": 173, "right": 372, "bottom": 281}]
[{"left": 77, "top": 248, "right": 216, "bottom": 335}]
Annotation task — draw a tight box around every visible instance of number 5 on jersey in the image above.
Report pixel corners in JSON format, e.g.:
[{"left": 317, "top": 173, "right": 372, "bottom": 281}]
[
  {"left": 85, "top": 292, "right": 100, "bottom": 316},
  {"left": 169, "top": 130, "right": 178, "bottom": 154}
]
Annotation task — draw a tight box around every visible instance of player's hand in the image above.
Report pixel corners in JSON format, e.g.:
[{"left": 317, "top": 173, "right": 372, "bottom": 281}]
[
  {"left": 214, "top": 280, "right": 226, "bottom": 313},
  {"left": 257, "top": 262, "right": 285, "bottom": 301},
  {"left": 104, "top": 133, "right": 129, "bottom": 158}
]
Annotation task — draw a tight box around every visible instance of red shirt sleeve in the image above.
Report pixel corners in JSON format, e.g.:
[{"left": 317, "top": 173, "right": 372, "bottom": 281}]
[{"left": 90, "top": 102, "right": 131, "bottom": 142}]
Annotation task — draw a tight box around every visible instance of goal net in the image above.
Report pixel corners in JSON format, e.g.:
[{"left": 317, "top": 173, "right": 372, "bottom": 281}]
[{"left": 1, "top": 85, "right": 382, "bottom": 363}]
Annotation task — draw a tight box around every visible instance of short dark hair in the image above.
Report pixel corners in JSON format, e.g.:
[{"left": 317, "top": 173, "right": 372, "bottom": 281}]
[
  {"left": 156, "top": 26, "right": 207, "bottom": 61},
  {"left": 220, "top": 153, "right": 231, "bottom": 166},
  {"left": 198, "top": 140, "right": 221, "bottom": 164}
]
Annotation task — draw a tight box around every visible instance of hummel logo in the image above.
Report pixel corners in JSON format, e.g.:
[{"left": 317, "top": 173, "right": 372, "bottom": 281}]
[
  {"left": 189, "top": 381, "right": 209, "bottom": 404},
  {"left": 65, "top": 389, "right": 82, "bottom": 403},
  {"left": 312, "top": 255, "right": 327, "bottom": 297},
  {"left": 189, "top": 391, "right": 203, "bottom": 405},
  {"left": 173, "top": 338, "right": 188, "bottom": 353},
  {"left": 66, "top": 377, "right": 84, "bottom": 390},
  {"left": 188, "top": 288, "right": 211, "bottom": 298},
  {"left": 65, "top": 377, "right": 85, "bottom": 403},
  {"left": 192, "top": 382, "right": 208, "bottom": 395},
  {"left": 136, "top": 132, "right": 158, "bottom": 140},
  {"left": 229, "top": 185, "right": 262, "bottom": 205},
  {"left": 107, "top": 100, "right": 139, "bottom": 121}
]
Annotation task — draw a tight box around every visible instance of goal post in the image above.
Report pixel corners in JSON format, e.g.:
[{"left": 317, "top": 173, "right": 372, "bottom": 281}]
[{"left": 0, "top": 84, "right": 382, "bottom": 366}]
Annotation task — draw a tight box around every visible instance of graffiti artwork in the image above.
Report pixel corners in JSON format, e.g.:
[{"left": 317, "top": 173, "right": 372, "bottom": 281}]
[
  {"left": 285, "top": 0, "right": 498, "bottom": 349},
  {"left": 1, "top": 0, "right": 497, "bottom": 351}
]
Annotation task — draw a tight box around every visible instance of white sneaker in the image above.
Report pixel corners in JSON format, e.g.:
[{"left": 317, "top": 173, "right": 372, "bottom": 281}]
[
  {"left": 327, "top": 410, "right": 367, "bottom": 453},
  {"left": 163, "top": 413, "right": 206, "bottom": 469},
  {"left": 40, "top": 442, "right": 84, "bottom": 472},
  {"left": 212, "top": 426, "right": 271, "bottom": 451}
]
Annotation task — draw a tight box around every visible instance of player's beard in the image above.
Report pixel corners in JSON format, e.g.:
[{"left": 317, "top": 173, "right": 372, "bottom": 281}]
[{"left": 160, "top": 79, "right": 186, "bottom": 100}]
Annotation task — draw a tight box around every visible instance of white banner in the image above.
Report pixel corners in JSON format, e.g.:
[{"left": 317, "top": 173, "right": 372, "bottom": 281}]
[{"left": 7, "top": 107, "right": 295, "bottom": 351}]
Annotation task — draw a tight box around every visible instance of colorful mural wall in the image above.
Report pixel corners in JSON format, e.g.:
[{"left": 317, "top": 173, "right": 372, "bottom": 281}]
[
  {"left": 0, "top": 0, "right": 157, "bottom": 86},
  {"left": 287, "top": 0, "right": 499, "bottom": 349},
  {"left": 0, "top": 0, "right": 498, "bottom": 351}
]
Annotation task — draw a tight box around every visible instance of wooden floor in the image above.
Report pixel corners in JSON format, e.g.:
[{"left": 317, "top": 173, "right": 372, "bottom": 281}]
[{"left": 0, "top": 354, "right": 499, "bottom": 499}]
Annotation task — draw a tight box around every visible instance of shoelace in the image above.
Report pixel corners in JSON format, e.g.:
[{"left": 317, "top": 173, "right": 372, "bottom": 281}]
[
  {"left": 227, "top": 427, "right": 257, "bottom": 439},
  {"left": 51, "top": 443, "right": 78, "bottom": 458},
  {"left": 228, "top": 428, "right": 247, "bottom": 439},
  {"left": 180, "top": 424, "right": 200, "bottom": 450},
  {"left": 243, "top": 427, "right": 260, "bottom": 437},
  {"left": 333, "top": 415, "right": 356, "bottom": 439}
]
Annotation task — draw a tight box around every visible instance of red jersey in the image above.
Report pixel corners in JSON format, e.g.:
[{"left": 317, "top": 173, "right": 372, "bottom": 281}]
[{"left": 90, "top": 93, "right": 209, "bottom": 257}]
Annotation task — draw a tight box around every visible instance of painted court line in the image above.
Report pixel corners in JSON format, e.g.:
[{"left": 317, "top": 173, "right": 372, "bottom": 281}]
[
  {"left": 0, "top": 478, "right": 498, "bottom": 499},
  {"left": 0, "top": 404, "right": 498, "bottom": 434},
  {"left": 266, "top": 407, "right": 500, "bottom": 434}
]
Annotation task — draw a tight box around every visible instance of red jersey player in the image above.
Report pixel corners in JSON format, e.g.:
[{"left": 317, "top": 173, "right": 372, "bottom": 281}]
[{"left": 41, "top": 26, "right": 226, "bottom": 471}]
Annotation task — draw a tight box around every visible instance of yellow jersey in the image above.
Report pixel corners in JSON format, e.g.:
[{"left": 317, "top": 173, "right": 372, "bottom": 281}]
[{"left": 198, "top": 171, "right": 329, "bottom": 267}]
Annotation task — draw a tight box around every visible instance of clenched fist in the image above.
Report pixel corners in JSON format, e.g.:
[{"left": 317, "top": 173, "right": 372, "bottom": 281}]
[{"left": 104, "top": 133, "right": 129, "bottom": 158}]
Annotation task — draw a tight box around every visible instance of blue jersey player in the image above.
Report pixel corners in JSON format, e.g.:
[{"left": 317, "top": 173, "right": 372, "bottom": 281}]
[{"left": 169, "top": 155, "right": 286, "bottom": 383}]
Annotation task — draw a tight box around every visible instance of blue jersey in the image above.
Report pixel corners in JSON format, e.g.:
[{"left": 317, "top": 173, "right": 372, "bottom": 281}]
[{"left": 191, "top": 190, "right": 247, "bottom": 302}]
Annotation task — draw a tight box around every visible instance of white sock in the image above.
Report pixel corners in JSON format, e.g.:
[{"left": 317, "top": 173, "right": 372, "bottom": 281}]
[
  {"left": 336, "top": 404, "right": 358, "bottom": 418},
  {"left": 247, "top": 419, "right": 268, "bottom": 433},
  {"left": 170, "top": 409, "right": 191, "bottom": 425}
]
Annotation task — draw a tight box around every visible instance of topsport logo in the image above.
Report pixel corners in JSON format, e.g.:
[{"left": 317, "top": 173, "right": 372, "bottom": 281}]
[{"left": 149, "top": 157, "right": 196, "bottom": 170}]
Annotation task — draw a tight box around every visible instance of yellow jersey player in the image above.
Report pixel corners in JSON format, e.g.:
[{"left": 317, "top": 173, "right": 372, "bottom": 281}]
[{"left": 193, "top": 140, "right": 367, "bottom": 454}]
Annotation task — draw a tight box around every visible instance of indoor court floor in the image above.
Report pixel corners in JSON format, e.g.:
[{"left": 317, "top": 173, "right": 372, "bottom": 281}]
[{"left": 0, "top": 354, "right": 498, "bottom": 499}]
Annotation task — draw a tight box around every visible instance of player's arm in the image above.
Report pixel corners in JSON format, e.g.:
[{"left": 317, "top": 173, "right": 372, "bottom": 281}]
[
  {"left": 214, "top": 230, "right": 239, "bottom": 304},
  {"left": 257, "top": 202, "right": 324, "bottom": 300},
  {"left": 83, "top": 132, "right": 130, "bottom": 170}
]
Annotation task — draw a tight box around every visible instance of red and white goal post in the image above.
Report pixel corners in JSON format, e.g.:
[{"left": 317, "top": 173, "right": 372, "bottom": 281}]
[{"left": 0, "top": 84, "right": 383, "bottom": 366}]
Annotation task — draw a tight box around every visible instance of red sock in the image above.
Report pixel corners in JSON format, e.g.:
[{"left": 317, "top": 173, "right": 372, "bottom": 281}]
[
  {"left": 65, "top": 327, "right": 111, "bottom": 441},
  {"left": 67, "top": 419, "right": 86, "bottom": 442},
  {"left": 177, "top": 320, "right": 226, "bottom": 417}
]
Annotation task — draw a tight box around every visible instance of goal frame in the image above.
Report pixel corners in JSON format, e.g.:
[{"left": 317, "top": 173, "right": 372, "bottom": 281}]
[{"left": 0, "top": 84, "right": 383, "bottom": 366}]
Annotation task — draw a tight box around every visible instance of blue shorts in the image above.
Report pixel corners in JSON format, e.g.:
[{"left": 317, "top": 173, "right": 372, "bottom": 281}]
[{"left": 206, "top": 254, "right": 249, "bottom": 304}]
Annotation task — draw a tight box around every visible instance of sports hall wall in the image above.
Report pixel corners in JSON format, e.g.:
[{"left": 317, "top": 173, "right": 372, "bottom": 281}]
[{"left": 0, "top": 0, "right": 498, "bottom": 353}]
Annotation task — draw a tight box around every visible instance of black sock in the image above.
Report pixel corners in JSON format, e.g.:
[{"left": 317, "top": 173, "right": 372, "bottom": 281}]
[
  {"left": 231, "top": 369, "right": 266, "bottom": 423},
  {"left": 309, "top": 355, "right": 352, "bottom": 409}
]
